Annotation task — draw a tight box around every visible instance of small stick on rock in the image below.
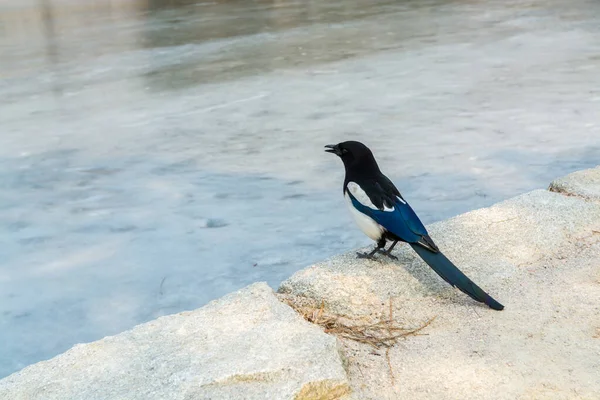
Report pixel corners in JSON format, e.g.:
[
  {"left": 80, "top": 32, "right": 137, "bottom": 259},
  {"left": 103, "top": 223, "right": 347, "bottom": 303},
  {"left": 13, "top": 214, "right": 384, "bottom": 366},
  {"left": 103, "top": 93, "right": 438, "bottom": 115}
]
[{"left": 386, "top": 347, "right": 395, "bottom": 386}]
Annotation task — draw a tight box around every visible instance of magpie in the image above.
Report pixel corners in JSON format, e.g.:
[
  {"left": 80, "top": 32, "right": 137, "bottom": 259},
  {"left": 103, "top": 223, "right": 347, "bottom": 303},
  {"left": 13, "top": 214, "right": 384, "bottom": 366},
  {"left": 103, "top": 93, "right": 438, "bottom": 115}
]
[{"left": 325, "top": 141, "right": 504, "bottom": 311}]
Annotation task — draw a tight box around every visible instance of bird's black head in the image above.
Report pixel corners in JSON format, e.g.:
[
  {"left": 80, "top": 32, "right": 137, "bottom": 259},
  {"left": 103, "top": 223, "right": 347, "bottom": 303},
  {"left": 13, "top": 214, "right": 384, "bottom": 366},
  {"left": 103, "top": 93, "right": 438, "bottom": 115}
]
[{"left": 324, "top": 141, "right": 380, "bottom": 173}]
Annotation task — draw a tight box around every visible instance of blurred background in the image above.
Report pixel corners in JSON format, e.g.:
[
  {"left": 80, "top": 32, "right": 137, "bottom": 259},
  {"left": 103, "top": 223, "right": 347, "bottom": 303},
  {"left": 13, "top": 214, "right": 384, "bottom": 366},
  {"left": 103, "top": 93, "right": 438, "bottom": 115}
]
[{"left": 1, "top": 0, "right": 599, "bottom": 378}]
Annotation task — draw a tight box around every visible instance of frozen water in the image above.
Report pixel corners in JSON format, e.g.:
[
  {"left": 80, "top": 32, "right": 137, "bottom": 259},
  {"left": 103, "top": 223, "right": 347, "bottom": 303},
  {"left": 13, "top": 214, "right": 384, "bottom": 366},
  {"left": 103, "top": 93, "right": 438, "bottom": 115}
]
[{"left": 1, "top": 0, "right": 599, "bottom": 377}]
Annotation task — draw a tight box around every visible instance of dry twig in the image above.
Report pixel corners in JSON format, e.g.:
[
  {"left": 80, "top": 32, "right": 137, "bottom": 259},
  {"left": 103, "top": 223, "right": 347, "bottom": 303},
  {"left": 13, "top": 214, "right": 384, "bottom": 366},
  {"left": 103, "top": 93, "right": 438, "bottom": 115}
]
[{"left": 386, "top": 347, "right": 395, "bottom": 386}]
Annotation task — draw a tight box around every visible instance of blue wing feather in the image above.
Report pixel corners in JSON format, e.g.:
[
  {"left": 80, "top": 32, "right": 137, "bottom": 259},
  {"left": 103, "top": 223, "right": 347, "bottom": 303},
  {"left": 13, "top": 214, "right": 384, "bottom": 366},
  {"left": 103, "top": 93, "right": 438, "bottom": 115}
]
[
  {"left": 396, "top": 198, "right": 429, "bottom": 237},
  {"left": 348, "top": 189, "right": 504, "bottom": 310},
  {"left": 349, "top": 194, "right": 426, "bottom": 243}
]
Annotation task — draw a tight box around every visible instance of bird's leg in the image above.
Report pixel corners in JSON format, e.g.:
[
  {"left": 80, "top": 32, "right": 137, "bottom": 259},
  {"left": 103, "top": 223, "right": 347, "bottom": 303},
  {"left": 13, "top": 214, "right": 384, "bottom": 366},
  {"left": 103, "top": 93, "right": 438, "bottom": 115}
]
[
  {"left": 380, "top": 240, "right": 399, "bottom": 260},
  {"left": 357, "top": 238, "right": 386, "bottom": 260}
]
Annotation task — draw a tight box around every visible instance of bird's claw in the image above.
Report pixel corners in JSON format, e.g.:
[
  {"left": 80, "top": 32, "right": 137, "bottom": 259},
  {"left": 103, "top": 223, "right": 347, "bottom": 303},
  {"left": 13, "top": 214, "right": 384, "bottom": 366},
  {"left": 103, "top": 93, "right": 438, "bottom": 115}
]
[{"left": 356, "top": 250, "right": 398, "bottom": 261}]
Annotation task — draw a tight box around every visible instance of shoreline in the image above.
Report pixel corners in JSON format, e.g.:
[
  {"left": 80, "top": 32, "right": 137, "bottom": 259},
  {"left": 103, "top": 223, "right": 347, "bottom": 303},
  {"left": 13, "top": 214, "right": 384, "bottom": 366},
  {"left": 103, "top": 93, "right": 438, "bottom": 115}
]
[{"left": 2, "top": 166, "right": 599, "bottom": 400}]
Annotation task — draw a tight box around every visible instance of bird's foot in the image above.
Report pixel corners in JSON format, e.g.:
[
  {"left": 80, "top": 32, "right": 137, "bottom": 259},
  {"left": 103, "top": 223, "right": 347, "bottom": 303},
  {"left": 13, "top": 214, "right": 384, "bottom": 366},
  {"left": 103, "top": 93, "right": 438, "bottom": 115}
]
[
  {"left": 356, "top": 252, "right": 377, "bottom": 260},
  {"left": 356, "top": 250, "right": 397, "bottom": 261}
]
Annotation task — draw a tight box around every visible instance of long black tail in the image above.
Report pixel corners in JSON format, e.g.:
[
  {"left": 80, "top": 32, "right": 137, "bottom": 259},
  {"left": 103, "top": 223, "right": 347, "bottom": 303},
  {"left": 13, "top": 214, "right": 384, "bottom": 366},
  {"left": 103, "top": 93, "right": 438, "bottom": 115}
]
[{"left": 410, "top": 244, "right": 504, "bottom": 311}]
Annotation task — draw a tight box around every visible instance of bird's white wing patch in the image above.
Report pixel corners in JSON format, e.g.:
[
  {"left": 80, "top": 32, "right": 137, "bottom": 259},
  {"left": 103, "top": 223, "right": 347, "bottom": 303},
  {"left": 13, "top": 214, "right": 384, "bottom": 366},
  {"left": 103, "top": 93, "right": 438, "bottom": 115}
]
[
  {"left": 347, "top": 181, "right": 395, "bottom": 212},
  {"left": 396, "top": 196, "right": 406, "bottom": 205},
  {"left": 347, "top": 182, "right": 378, "bottom": 210},
  {"left": 344, "top": 192, "right": 384, "bottom": 240}
]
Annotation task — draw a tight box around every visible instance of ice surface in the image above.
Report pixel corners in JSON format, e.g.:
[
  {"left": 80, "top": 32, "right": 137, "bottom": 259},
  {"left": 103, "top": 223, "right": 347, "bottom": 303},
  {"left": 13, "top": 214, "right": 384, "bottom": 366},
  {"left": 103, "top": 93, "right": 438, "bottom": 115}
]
[{"left": 1, "top": 0, "right": 599, "bottom": 377}]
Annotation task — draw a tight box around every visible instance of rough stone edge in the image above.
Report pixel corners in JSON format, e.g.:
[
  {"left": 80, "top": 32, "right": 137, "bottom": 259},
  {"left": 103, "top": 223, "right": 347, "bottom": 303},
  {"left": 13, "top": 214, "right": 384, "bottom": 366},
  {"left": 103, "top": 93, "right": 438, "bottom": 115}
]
[
  {"left": 548, "top": 166, "right": 600, "bottom": 200},
  {"left": 0, "top": 282, "right": 353, "bottom": 400}
]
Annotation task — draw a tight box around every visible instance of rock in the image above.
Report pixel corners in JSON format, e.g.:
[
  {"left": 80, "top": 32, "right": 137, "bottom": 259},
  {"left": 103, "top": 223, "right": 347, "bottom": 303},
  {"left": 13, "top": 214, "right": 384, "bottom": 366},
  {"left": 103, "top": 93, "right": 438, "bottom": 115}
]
[
  {"left": 0, "top": 283, "right": 350, "bottom": 400},
  {"left": 549, "top": 165, "right": 600, "bottom": 200},
  {"left": 279, "top": 185, "right": 600, "bottom": 399},
  {"left": 280, "top": 189, "right": 600, "bottom": 319}
]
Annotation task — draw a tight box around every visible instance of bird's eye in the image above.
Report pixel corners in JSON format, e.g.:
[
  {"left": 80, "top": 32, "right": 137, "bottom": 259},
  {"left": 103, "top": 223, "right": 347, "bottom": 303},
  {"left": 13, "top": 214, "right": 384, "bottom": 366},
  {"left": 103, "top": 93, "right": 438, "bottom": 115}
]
[{"left": 341, "top": 148, "right": 349, "bottom": 155}]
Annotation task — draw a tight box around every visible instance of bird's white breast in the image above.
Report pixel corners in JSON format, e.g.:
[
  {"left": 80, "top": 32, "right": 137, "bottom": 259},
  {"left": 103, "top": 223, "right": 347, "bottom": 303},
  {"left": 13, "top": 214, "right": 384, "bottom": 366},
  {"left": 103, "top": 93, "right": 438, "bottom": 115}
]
[{"left": 344, "top": 192, "right": 384, "bottom": 241}]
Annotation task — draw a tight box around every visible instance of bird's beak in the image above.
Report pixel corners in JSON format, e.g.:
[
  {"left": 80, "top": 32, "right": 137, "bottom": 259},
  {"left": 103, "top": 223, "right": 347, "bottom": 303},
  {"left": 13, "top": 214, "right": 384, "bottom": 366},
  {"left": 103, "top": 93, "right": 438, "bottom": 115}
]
[{"left": 324, "top": 144, "right": 341, "bottom": 156}]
